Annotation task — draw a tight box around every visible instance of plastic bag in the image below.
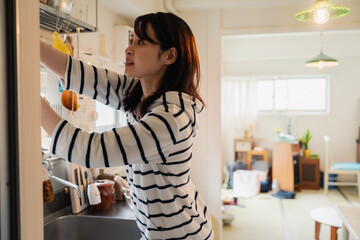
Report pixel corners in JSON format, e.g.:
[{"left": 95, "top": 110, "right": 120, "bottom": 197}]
[{"left": 233, "top": 170, "right": 260, "bottom": 198}]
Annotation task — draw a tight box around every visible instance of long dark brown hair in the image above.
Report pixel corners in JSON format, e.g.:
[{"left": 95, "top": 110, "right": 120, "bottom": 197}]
[{"left": 123, "top": 12, "right": 204, "bottom": 117}]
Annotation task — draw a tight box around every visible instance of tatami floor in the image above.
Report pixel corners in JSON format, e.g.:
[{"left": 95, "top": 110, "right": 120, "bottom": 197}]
[{"left": 222, "top": 187, "right": 360, "bottom": 240}]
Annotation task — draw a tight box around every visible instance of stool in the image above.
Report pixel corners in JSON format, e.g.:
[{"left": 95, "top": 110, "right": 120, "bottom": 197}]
[
  {"left": 310, "top": 207, "right": 343, "bottom": 240},
  {"left": 246, "top": 149, "right": 269, "bottom": 170}
]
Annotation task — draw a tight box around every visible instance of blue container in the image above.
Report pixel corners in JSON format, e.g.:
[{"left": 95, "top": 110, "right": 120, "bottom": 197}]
[
  {"left": 320, "top": 172, "right": 337, "bottom": 189},
  {"left": 260, "top": 180, "right": 270, "bottom": 192}
]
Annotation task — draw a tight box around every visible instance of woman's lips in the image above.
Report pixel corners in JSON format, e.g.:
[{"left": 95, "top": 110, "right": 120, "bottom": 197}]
[{"left": 125, "top": 62, "right": 134, "bottom": 67}]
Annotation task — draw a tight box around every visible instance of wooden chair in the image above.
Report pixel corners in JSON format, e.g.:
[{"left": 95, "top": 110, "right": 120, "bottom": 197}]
[{"left": 323, "top": 136, "right": 360, "bottom": 198}]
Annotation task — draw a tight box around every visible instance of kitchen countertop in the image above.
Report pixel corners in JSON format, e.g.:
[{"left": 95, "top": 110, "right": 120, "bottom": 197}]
[
  {"left": 78, "top": 199, "right": 136, "bottom": 220},
  {"left": 45, "top": 199, "right": 135, "bottom": 224}
]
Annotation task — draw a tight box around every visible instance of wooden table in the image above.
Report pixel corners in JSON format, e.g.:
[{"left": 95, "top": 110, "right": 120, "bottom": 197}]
[
  {"left": 336, "top": 205, "right": 360, "bottom": 240},
  {"left": 309, "top": 207, "right": 343, "bottom": 240},
  {"left": 234, "top": 138, "right": 257, "bottom": 162}
]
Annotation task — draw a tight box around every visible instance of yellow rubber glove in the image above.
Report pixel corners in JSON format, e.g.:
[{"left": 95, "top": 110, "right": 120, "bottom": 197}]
[{"left": 52, "top": 31, "right": 70, "bottom": 55}]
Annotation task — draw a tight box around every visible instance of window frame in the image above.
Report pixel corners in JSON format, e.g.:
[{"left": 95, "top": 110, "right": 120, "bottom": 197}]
[
  {"left": 96, "top": 110, "right": 128, "bottom": 132},
  {"left": 256, "top": 74, "right": 331, "bottom": 115}
]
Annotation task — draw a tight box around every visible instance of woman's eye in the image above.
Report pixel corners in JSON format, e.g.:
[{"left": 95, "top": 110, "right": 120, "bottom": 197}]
[{"left": 138, "top": 40, "right": 144, "bottom": 45}]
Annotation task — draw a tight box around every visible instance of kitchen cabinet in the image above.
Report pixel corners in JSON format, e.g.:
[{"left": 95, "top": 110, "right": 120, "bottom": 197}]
[
  {"left": 39, "top": 0, "right": 97, "bottom": 33},
  {"left": 299, "top": 157, "right": 320, "bottom": 190},
  {"left": 114, "top": 25, "right": 133, "bottom": 66},
  {"left": 272, "top": 142, "right": 301, "bottom": 192}
]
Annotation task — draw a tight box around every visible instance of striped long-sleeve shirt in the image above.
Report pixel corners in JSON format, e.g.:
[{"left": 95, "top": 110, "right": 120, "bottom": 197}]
[{"left": 50, "top": 56, "right": 213, "bottom": 240}]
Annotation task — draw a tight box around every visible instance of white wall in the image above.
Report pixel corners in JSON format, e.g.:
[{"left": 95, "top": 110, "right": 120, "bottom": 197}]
[{"left": 177, "top": 10, "right": 223, "bottom": 239}]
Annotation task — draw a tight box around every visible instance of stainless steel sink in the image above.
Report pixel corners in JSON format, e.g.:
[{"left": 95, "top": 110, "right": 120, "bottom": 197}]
[{"left": 44, "top": 215, "right": 141, "bottom": 240}]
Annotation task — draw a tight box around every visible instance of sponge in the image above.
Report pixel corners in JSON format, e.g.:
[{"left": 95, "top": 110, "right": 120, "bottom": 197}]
[
  {"left": 42, "top": 168, "right": 54, "bottom": 202},
  {"left": 43, "top": 179, "right": 54, "bottom": 202}
]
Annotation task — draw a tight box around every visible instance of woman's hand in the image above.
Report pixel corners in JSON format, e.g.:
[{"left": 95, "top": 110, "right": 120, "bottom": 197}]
[
  {"left": 40, "top": 40, "right": 68, "bottom": 79},
  {"left": 41, "top": 97, "right": 62, "bottom": 137}
]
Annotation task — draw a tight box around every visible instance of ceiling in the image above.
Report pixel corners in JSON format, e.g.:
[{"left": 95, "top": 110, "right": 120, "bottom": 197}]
[
  {"left": 97, "top": 0, "right": 359, "bottom": 30},
  {"left": 99, "top": 0, "right": 356, "bottom": 13},
  {"left": 173, "top": 0, "right": 313, "bottom": 10},
  {"left": 98, "top": 0, "right": 144, "bottom": 22}
]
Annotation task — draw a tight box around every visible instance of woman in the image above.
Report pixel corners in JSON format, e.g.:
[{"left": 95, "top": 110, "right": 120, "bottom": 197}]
[{"left": 41, "top": 12, "right": 213, "bottom": 240}]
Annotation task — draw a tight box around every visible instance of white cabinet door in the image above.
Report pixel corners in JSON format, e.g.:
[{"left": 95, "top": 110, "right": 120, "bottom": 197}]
[{"left": 114, "top": 25, "right": 133, "bottom": 66}]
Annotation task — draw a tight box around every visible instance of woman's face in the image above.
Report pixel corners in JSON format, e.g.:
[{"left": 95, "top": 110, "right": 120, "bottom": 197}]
[{"left": 124, "top": 23, "right": 168, "bottom": 83}]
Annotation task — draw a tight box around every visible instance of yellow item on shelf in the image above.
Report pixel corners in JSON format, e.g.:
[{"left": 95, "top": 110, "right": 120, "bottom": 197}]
[
  {"left": 52, "top": 31, "right": 70, "bottom": 55},
  {"left": 52, "top": 31, "right": 80, "bottom": 112}
]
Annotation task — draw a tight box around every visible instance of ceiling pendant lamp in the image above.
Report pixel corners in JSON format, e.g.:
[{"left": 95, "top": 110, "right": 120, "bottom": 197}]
[
  {"left": 295, "top": 0, "right": 350, "bottom": 24},
  {"left": 305, "top": 32, "right": 339, "bottom": 69},
  {"left": 305, "top": 52, "right": 339, "bottom": 69}
]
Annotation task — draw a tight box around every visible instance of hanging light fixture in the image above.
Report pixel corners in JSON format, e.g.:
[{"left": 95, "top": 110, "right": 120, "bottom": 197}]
[
  {"left": 295, "top": 0, "right": 350, "bottom": 24},
  {"left": 305, "top": 32, "right": 339, "bottom": 69},
  {"left": 305, "top": 52, "right": 339, "bottom": 69}
]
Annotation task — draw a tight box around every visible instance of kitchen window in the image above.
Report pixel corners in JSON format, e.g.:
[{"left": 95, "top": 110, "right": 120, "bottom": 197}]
[
  {"left": 95, "top": 102, "right": 127, "bottom": 131},
  {"left": 95, "top": 102, "right": 116, "bottom": 130},
  {"left": 256, "top": 76, "right": 330, "bottom": 114}
]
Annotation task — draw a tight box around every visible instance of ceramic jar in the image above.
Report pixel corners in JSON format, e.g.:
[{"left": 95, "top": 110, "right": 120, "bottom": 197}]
[{"left": 93, "top": 179, "right": 115, "bottom": 210}]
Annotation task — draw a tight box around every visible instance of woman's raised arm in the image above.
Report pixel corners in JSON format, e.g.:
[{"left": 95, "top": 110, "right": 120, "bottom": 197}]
[
  {"left": 40, "top": 40, "right": 68, "bottom": 79},
  {"left": 41, "top": 97, "right": 61, "bottom": 137}
]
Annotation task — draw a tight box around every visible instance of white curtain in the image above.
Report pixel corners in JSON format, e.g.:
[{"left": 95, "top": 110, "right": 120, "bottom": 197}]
[{"left": 221, "top": 76, "right": 258, "bottom": 164}]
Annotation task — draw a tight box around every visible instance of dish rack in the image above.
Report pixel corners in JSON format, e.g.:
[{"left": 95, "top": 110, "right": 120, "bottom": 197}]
[
  {"left": 39, "top": 2, "right": 97, "bottom": 33},
  {"left": 66, "top": 162, "right": 92, "bottom": 213}
]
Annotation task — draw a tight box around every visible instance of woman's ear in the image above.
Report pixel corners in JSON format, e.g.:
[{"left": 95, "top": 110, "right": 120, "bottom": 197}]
[{"left": 164, "top": 47, "right": 177, "bottom": 65}]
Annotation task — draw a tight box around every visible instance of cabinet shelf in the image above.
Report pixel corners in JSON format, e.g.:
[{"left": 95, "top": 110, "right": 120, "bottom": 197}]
[{"left": 40, "top": 2, "right": 96, "bottom": 33}]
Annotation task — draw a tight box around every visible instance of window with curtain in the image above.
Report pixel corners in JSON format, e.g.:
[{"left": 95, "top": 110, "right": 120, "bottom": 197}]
[
  {"left": 257, "top": 76, "right": 329, "bottom": 114},
  {"left": 221, "top": 76, "right": 258, "bottom": 163}
]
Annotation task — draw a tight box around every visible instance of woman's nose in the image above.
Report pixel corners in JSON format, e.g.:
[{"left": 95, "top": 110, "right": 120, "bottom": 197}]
[{"left": 125, "top": 45, "right": 133, "bottom": 55}]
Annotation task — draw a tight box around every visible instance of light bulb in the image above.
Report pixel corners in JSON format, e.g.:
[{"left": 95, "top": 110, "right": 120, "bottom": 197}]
[
  {"left": 314, "top": 8, "right": 330, "bottom": 24},
  {"left": 318, "top": 61, "right": 324, "bottom": 69}
]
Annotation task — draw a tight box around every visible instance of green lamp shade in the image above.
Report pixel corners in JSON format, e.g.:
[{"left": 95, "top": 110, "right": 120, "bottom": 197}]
[
  {"left": 305, "top": 52, "right": 339, "bottom": 69},
  {"left": 296, "top": 0, "right": 350, "bottom": 22}
]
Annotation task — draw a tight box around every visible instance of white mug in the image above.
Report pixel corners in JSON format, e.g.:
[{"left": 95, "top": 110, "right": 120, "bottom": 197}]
[{"left": 87, "top": 184, "right": 101, "bottom": 205}]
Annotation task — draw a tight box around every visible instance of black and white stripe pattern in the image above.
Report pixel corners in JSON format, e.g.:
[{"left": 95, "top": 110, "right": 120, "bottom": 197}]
[{"left": 52, "top": 56, "right": 213, "bottom": 240}]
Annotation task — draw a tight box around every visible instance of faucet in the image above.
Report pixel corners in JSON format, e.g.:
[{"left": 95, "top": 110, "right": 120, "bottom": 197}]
[{"left": 42, "top": 158, "right": 82, "bottom": 199}]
